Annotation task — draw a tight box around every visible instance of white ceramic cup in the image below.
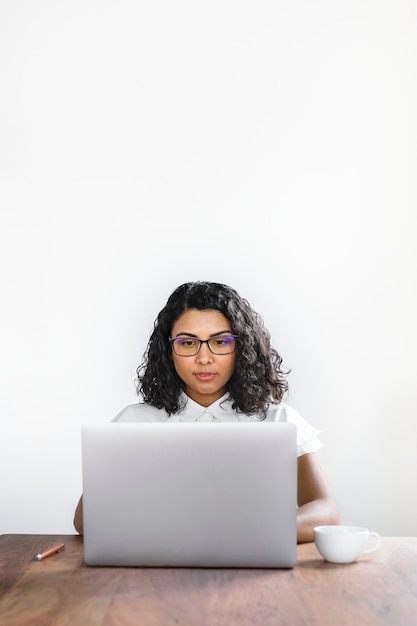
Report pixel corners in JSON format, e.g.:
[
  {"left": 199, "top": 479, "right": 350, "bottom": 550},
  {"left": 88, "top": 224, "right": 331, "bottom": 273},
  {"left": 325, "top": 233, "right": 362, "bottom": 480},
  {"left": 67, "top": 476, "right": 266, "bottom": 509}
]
[{"left": 314, "top": 525, "right": 381, "bottom": 564}]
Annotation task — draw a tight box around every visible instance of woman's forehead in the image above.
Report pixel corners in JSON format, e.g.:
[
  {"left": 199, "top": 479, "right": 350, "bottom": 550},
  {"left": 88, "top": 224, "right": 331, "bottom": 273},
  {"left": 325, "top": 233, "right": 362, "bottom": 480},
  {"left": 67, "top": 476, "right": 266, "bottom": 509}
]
[{"left": 171, "top": 309, "right": 231, "bottom": 335}]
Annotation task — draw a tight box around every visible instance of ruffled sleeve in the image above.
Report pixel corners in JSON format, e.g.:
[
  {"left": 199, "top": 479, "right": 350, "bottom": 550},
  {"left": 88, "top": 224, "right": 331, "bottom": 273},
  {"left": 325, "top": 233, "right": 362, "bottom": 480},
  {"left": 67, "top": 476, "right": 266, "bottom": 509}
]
[{"left": 267, "top": 403, "right": 323, "bottom": 457}]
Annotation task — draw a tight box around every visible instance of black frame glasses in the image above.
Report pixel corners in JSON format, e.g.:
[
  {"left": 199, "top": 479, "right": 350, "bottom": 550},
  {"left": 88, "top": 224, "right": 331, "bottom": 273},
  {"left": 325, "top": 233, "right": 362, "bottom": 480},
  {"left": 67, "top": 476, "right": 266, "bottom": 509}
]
[{"left": 169, "top": 334, "right": 238, "bottom": 357}]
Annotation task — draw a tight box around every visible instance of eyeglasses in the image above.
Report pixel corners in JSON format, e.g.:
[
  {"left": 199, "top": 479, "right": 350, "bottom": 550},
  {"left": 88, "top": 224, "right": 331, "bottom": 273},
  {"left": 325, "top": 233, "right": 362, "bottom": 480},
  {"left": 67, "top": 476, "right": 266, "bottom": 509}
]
[{"left": 169, "top": 334, "right": 238, "bottom": 356}]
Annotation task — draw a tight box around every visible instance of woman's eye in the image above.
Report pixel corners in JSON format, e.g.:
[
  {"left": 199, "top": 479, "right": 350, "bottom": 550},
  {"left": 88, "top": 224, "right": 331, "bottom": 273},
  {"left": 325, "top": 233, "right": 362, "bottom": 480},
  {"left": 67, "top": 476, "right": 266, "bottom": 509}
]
[
  {"left": 179, "top": 339, "right": 196, "bottom": 347},
  {"left": 213, "top": 337, "right": 233, "bottom": 346}
]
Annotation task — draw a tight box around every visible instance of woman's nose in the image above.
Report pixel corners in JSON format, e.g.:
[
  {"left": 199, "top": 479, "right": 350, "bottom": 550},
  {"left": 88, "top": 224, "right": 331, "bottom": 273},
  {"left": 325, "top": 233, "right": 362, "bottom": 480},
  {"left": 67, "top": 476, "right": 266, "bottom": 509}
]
[{"left": 196, "top": 343, "right": 213, "bottom": 363}]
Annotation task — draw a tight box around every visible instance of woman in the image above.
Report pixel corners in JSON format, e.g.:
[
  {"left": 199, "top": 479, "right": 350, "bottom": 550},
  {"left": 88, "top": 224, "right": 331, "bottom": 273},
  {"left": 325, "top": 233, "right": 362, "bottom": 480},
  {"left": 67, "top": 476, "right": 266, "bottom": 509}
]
[{"left": 74, "top": 281, "right": 339, "bottom": 540}]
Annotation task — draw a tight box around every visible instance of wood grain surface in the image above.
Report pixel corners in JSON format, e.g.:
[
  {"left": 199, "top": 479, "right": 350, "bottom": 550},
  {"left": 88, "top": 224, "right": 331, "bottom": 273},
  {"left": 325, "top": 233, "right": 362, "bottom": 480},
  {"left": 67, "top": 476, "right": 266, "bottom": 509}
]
[{"left": 1, "top": 535, "right": 417, "bottom": 625}]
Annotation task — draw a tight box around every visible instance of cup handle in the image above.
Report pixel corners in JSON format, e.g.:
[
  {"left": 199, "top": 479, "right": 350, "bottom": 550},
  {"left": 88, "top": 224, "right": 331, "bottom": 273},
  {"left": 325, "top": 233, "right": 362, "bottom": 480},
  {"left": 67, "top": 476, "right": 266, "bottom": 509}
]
[{"left": 364, "top": 531, "right": 381, "bottom": 554}]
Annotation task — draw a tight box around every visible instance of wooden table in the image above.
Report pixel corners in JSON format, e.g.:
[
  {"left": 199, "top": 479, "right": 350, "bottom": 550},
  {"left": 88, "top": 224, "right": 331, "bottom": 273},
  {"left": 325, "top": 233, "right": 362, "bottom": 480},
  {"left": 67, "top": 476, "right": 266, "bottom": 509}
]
[{"left": 1, "top": 534, "right": 417, "bottom": 625}]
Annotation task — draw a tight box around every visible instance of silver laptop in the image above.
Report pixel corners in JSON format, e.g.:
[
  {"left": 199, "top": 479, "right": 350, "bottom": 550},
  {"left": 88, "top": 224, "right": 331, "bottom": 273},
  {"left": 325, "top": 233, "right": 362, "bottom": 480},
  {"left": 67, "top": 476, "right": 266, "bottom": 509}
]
[{"left": 81, "top": 421, "right": 297, "bottom": 568}]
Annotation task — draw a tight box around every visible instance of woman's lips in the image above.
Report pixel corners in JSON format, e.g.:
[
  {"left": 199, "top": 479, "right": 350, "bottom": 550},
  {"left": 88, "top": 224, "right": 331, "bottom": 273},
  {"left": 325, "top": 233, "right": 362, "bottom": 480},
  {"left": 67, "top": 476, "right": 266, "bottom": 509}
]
[{"left": 195, "top": 372, "right": 216, "bottom": 382}]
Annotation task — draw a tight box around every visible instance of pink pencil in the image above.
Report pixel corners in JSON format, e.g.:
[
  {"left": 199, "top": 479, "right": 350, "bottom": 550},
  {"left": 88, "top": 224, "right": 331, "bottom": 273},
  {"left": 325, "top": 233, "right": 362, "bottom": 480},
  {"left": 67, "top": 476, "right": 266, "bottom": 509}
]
[{"left": 35, "top": 543, "right": 65, "bottom": 561}]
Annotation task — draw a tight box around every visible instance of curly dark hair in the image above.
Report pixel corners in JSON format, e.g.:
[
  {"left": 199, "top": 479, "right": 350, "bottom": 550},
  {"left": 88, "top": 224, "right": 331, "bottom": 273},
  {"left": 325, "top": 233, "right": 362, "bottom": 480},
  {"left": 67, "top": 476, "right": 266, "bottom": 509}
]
[{"left": 136, "top": 281, "right": 289, "bottom": 417}]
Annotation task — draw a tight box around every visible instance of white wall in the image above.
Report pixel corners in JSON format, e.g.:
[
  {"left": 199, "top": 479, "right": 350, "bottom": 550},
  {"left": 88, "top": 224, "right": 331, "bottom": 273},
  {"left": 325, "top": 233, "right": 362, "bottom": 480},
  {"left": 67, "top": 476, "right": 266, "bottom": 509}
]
[{"left": 1, "top": 0, "right": 416, "bottom": 536}]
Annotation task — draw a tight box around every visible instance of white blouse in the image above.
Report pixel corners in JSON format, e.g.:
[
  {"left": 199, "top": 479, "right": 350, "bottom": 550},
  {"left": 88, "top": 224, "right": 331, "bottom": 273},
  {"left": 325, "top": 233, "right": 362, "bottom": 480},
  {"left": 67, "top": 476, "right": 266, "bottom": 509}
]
[{"left": 113, "top": 393, "right": 322, "bottom": 457}]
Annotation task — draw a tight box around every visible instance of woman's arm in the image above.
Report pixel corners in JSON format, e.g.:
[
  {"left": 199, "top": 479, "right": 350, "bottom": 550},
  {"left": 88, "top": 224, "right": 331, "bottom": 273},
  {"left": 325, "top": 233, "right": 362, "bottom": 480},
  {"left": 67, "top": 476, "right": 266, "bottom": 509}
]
[
  {"left": 74, "top": 495, "right": 84, "bottom": 535},
  {"left": 297, "top": 452, "right": 340, "bottom": 543}
]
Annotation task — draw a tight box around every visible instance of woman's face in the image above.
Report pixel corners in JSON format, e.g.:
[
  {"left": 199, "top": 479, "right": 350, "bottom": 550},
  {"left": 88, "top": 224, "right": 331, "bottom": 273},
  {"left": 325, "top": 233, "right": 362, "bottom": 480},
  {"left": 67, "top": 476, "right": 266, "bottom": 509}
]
[{"left": 170, "top": 308, "right": 236, "bottom": 407}]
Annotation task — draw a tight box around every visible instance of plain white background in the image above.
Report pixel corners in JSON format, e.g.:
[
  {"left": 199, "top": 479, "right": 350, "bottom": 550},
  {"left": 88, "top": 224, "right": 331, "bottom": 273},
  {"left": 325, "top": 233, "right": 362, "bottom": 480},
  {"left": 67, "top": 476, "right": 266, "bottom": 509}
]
[{"left": 1, "top": 0, "right": 416, "bottom": 536}]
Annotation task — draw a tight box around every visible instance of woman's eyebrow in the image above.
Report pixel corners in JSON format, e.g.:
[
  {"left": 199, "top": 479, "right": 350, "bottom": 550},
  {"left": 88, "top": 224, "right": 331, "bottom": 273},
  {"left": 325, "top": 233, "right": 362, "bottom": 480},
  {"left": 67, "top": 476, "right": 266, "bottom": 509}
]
[{"left": 174, "top": 330, "right": 232, "bottom": 338}]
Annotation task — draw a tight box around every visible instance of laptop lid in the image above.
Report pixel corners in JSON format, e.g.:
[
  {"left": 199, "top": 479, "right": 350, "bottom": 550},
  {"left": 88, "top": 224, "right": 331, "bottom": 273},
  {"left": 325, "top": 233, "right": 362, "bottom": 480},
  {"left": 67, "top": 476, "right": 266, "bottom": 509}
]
[{"left": 81, "top": 421, "right": 297, "bottom": 568}]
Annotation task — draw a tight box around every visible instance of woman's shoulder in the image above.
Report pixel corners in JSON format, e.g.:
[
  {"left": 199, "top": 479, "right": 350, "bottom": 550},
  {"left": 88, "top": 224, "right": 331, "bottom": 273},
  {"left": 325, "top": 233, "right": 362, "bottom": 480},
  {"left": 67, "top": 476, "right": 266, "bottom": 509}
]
[
  {"left": 264, "top": 402, "right": 304, "bottom": 422},
  {"left": 112, "top": 403, "right": 170, "bottom": 422}
]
